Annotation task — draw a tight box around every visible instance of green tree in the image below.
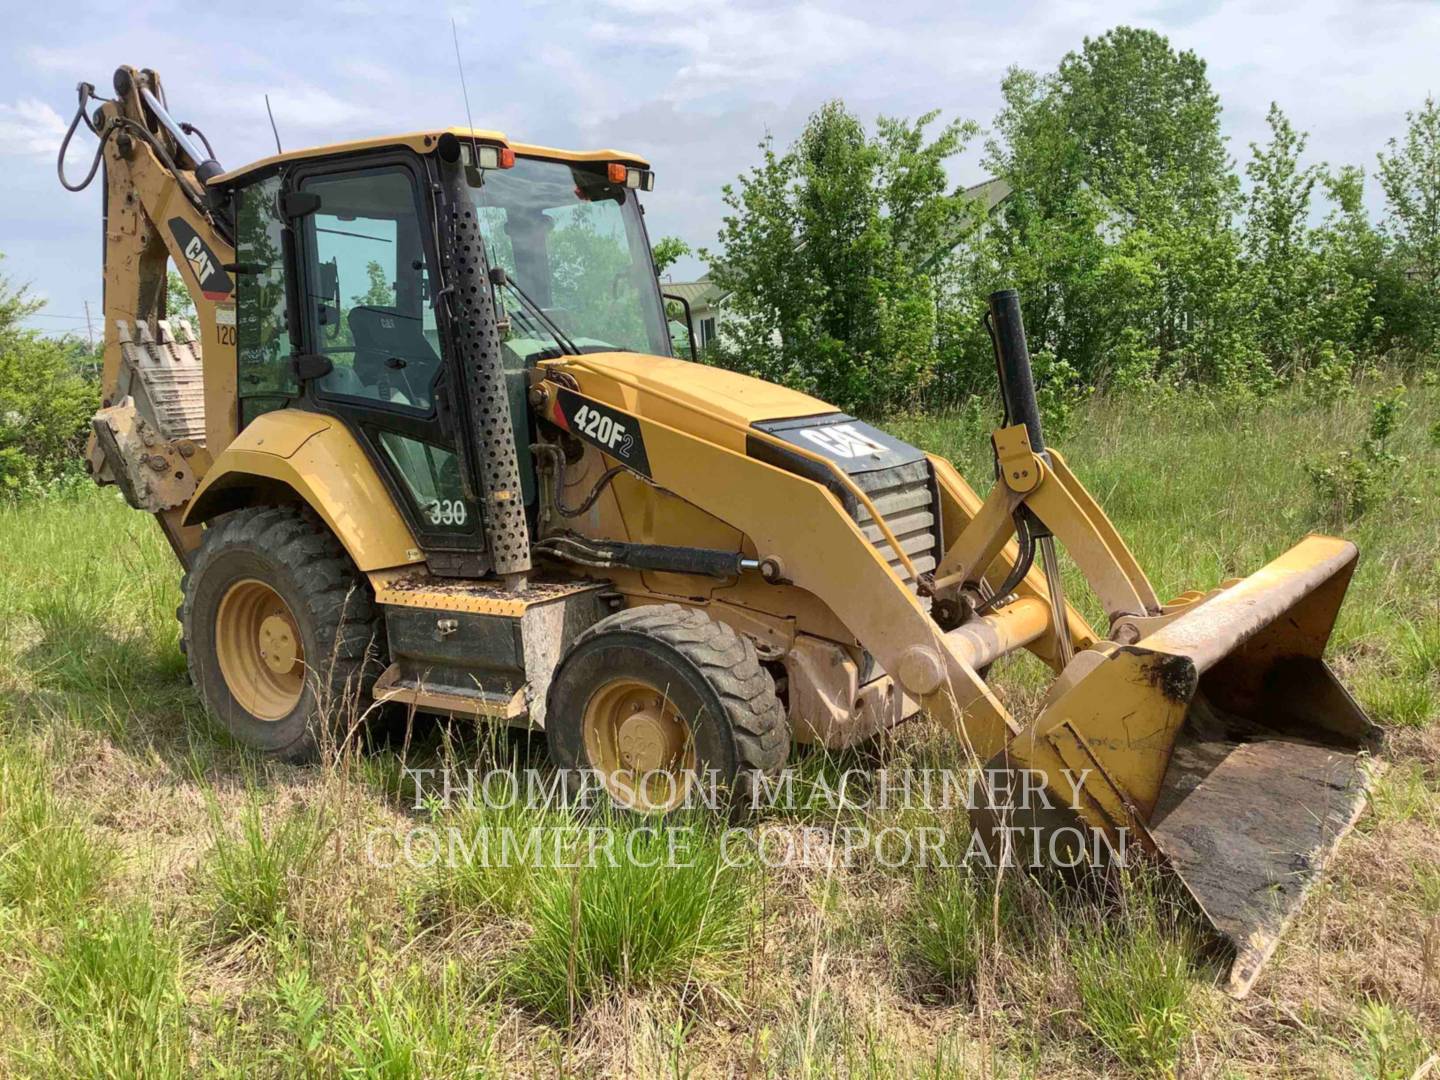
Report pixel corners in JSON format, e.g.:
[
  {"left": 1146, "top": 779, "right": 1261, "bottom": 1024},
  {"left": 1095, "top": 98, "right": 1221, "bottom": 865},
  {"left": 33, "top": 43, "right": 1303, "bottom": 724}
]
[
  {"left": 1242, "top": 105, "right": 1375, "bottom": 374},
  {"left": 166, "top": 268, "right": 196, "bottom": 324},
  {"left": 651, "top": 236, "right": 690, "bottom": 278},
  {"left": 705, "top": 101, "right": 979, "bottom": 414},
  {"left": 351, "top": 260, "right": 396, "bottom": 308},
  {"left": 548, "top": 205, "right": 651, "bottom": 350},
  {"left": 1243, "top": 104, "right": 1322, "bottom": 370},
  {"left": 985, "top": 27, "right": 1256, "bottom": 386},
  {"left": 1376, "top": 95, "right": 1440, "bottom": 355},
  {"left": 0, "top": 255, "right": 97, "bottom": 493}
]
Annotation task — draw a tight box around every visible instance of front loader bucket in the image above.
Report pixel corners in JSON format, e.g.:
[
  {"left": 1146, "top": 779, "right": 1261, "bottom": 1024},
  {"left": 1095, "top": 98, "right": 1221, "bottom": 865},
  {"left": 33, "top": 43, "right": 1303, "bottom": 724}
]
[{"left": 991, "top": 535, "right": 1380, "bottom": 996}]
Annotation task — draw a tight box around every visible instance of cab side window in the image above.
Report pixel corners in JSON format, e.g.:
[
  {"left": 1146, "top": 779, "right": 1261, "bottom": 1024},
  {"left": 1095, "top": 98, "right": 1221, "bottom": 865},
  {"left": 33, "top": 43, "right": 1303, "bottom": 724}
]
[
  {"left": 300, "top": 168, "right": 440, "bottom": 414},
  {"left": 234, "top": 175, "right": 298, "bottom": 428}
]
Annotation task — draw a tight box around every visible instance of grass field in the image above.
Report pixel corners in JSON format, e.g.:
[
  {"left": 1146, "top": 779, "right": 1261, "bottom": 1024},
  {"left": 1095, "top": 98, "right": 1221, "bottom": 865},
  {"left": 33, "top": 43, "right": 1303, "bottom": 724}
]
[{"left": 0, "top": 375, "right": 1437, "bottom": 1077}]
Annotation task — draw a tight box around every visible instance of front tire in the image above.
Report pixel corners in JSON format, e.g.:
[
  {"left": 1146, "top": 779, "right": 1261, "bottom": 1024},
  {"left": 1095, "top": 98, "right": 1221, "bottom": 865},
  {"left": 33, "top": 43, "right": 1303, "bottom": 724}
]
[
  {"left": 181, "top": 507, "right": 382, "bottom": 760},
  {"left": 545, "top": 604, "right": 790, "bottom": 812}
]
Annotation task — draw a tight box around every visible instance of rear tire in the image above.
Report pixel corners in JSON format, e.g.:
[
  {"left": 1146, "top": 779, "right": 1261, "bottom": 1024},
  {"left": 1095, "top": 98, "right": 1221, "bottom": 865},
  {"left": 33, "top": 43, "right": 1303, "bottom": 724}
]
[
  {"left": 181, "top": 507, "right": 382, "bottom": 761},
  {"left": 545, "top": 604, "right": 790, "bottom": 812}
]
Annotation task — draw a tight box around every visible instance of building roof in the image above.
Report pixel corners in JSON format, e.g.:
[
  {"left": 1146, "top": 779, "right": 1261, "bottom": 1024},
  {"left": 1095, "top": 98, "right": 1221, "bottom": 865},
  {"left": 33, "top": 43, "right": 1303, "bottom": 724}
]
[
  {"left": 964, "top": 176, "right": 1013, "bottom": 212},
  {"left": 211, "top": 127, "right": 650, "bottom": 186},
  {"left": 659, "top": 276, "right": 729, "bottom": 308}
]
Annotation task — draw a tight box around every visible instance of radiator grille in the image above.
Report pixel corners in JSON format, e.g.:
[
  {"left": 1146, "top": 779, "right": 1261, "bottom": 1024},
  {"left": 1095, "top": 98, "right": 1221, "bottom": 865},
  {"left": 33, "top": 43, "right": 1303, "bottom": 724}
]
[{"left": 851, "top": 458, "right": 939, "bottom": 592}]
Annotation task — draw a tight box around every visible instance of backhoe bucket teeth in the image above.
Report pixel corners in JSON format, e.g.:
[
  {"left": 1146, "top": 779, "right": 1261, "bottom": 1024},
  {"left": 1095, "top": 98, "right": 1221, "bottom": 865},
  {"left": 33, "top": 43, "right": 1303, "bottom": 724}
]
[{"left": 987, "top": 535, "right": 1380, "bottom": 997}]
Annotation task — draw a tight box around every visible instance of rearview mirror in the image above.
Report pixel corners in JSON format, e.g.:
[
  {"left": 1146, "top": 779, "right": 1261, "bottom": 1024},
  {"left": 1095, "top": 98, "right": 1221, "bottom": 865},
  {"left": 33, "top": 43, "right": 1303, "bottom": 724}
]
[
  {"left": 661, "top": 292, "right": 697, "bottom": 361},
  {"left": 281, "top": 190, "right": 322, "bottom": 218},
  {"left": 318, "top": 258, "right": 339, "bottom": 304}
]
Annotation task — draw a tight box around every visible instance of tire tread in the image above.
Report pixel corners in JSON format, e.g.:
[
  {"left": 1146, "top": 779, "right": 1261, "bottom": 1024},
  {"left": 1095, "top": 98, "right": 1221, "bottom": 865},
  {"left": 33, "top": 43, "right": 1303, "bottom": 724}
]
[
  {"left": 179, "top": 506, "right": 381, "bottom": 760},
  {"left": 570, "top": 604, "right": 789, "bottom": 782}
]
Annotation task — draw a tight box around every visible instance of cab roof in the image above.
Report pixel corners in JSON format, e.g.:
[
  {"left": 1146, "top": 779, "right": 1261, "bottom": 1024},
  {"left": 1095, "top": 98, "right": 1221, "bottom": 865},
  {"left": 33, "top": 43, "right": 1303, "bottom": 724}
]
[{"left": 210, "top": 126, "right": 650, "bottom": 186}]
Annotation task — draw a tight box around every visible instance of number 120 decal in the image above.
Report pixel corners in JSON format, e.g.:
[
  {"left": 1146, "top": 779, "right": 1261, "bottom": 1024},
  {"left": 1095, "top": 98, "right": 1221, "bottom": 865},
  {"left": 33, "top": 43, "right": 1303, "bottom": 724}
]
[{"left": 554, "top": 389, "right": 652, "bottom": 476}]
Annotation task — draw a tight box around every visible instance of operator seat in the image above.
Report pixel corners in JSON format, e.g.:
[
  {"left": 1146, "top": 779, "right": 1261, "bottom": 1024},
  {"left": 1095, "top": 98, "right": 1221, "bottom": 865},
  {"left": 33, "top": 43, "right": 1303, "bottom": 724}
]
[{"left": 347, "top": 305, "right": 440, "bottom": 408}]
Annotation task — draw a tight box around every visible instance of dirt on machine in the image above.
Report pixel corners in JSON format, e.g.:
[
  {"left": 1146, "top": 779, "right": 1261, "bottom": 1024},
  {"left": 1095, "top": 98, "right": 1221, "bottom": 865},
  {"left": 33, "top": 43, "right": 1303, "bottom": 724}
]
[{"left": 59, "top": 65, "right": 1380, "bottom": 996}]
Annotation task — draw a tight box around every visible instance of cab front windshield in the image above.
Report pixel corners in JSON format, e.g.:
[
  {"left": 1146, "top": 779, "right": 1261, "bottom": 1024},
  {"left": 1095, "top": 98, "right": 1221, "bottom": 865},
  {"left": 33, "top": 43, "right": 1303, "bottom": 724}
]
[{"left": 469, "top": 155, "right": 670, "bottom": 362}]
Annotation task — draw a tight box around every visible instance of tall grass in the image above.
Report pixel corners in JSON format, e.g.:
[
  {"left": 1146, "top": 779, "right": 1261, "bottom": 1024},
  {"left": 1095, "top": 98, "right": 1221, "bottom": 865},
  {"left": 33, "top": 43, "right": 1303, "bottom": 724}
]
[
  {"left": 900, "top": 860, "right": 985, "bottom": 999},
  {"left": 267, "top": 949, "right": 503, "bottom": 1077},
  {"left": 0, "top": 491, "right": 181, "bottom": 697},
  {"left": 418, "top": 733, "right": 564, "bottom": 923},
  {"left": 0, "top": 746, "right": 111, "bottom": 922},
  {"left": 504, "top": 817, "right": 752, "bottom": 1024},
  {"left": 0, "top": 377, "right": 1433, "bottom": 1074},
  {"left": 22, "top": 905, "right": 190, "bottom": 1077},
  {"left": 1067, "top": 879, "right": 1200, "bottom": 1077},
  {"left": 421, "top": 792, "right": 559, "bottom": 923},
  {"left": 202, "top": 793, "right": 329, "bottom": 942}
]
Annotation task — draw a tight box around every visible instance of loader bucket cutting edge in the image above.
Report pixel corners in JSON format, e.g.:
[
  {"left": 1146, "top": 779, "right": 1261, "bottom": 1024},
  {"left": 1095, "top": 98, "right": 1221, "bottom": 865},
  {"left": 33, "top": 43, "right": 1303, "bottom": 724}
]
[{"left": 986, "top": 535, "right": 1381, "bottom": 997}]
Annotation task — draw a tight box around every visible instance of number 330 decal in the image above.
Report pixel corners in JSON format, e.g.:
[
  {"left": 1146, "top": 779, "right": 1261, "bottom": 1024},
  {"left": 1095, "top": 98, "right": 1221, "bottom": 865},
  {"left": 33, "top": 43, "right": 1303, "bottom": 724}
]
[{"left": 427, "top": 498, "right": 468, "bottom": 526}]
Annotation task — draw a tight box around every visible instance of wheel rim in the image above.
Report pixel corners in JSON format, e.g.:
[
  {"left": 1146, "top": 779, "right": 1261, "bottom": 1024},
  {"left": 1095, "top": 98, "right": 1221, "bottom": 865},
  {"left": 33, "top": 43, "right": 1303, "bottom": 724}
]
[
  {"left": 215, "top": 579, "right": 306, "bottom": 721},
  {"left": 581, "top": 677, "right": 695, "bottom": 811}
]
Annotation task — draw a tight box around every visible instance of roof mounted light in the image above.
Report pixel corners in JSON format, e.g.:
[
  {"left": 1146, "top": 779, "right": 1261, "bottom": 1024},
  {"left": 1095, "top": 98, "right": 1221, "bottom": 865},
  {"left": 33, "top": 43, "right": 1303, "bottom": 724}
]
[
  {"left": 608, "top": 162, "right": 655, "bottom": 191},
  {"left": 463, "top": 142, "right": 515, "bottom": 170}
]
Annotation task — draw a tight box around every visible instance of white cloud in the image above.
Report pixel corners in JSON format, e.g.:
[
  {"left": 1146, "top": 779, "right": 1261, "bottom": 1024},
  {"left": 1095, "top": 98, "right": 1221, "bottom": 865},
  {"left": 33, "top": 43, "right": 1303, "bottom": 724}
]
[
  {"left": 0, "top": 97, "right": 68, "bottom": 156},
  {"left": 587, "top": 1, "right": 901, "bottom": 103},
  {"left": 6, "top": 0, "right": 1438, "bottom": 321},
  {"left": 215, "top": 82, "right": 382, "bottom": 135}
]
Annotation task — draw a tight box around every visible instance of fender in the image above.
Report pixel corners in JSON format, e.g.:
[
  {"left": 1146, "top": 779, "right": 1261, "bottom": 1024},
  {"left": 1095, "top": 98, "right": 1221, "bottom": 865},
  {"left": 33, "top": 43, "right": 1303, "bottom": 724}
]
[{"left": 182, "top": 410, "right": 423, "bottom": 572}]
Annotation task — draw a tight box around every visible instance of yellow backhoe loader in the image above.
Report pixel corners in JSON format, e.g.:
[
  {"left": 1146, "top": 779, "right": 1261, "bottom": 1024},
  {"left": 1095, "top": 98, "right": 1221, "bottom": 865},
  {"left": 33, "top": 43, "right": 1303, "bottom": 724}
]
[{"left": 59, "top": 67, "right": 1378, "bottom": 996}]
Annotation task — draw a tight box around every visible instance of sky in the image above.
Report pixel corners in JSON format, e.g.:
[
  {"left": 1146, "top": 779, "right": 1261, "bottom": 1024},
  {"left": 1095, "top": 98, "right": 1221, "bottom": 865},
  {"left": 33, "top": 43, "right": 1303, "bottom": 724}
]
[{"left": 0, "top": 0, "right": 1436, "bottom": 338}]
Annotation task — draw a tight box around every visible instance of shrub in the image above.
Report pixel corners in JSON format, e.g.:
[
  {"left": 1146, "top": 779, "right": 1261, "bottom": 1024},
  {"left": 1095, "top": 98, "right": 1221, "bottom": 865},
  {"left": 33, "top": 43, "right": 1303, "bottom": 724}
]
[
  {"left": 1305, "top": 385, "right": 1407, "bottom": 523},
  {"left": 0, "top": 333, "right": 96, "bottom": 495},
  {"left": 1303, "top": 343, "right": 1361, "bottom": 405},
  {"left": 1340, "top": 1000, "right": 1431, "bottom": 1080},
  {"left": 1032, "top": 348, "right": 1090, "bottom": 438}
]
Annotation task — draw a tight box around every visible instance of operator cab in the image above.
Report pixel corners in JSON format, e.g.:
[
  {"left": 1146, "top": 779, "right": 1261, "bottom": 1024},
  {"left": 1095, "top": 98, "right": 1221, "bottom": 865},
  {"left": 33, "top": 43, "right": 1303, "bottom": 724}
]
[{"left": 216, "top": 130, "right": 666, "bottom": 574}]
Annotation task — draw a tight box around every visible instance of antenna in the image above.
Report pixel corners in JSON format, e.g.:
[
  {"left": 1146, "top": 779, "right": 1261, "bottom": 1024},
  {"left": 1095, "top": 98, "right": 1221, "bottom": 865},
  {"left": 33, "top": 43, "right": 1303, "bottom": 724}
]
[
  {"left": 451, "top": 18, "right": 481, "bottom": 165},
  {"left": 264, "top": 94, "right": 283, "bottom": 154}
]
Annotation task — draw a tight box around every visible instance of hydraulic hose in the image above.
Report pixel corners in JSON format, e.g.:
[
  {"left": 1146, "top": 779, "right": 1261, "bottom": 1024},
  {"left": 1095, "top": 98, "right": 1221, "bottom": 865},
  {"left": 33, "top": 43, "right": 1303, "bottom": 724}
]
[
  {"left": 973, "top": 510, "right": 1035, "bottom": 615},
  {"left": 57, "top": 83, "right": 107, "bottom": 192},
  {"left": 57, "top": 78, "right": 216, "bottom": 216},
  {"left": 532, "top": 442, "right": 624, "bottom": 518},
  {"left": 180, "top": 121, "right": 215, "bottom": 160}
]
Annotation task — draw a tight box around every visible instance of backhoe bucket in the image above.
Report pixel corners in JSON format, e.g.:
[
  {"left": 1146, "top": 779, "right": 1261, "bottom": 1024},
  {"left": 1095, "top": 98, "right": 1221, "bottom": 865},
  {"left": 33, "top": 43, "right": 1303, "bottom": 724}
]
[{"left": 992, "top": 535, "right": 1380, "bottom": 996}]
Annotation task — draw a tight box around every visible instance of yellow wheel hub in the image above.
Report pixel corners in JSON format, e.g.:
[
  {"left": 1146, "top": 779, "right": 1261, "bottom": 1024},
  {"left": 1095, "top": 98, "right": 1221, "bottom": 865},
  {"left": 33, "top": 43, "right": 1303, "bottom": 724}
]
[
  {"left": 215, "top": 579, "right": 306, "bottom": 721},
  {"left": 582, "top": 678, "right": 695, "bottom": 811}
]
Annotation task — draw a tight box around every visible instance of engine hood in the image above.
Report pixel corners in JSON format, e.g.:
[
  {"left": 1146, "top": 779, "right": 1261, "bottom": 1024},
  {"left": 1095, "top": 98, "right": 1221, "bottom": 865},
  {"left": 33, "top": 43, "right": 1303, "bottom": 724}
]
[{"left": 549, "top": 352, "right": 833, "bottom": 434}]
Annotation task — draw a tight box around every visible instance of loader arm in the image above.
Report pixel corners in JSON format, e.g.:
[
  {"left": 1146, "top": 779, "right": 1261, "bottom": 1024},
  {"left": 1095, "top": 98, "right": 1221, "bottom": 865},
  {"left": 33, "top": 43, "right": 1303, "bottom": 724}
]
[
  {"left": 544, "top": 294, "right": 1379, "bottom": 997},
  {"left": 927, "top": 292, "right": 1381, "bottom": 997},
  {"left": 533, "top": 375, "right": 1025, "bottom": 762}
]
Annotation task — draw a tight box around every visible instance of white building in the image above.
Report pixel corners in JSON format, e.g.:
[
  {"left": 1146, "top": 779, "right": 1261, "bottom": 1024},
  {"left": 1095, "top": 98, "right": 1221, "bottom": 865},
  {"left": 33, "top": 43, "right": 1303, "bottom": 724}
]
[{"left": 659, "top": 275, "right": 730, "bottom": 357}]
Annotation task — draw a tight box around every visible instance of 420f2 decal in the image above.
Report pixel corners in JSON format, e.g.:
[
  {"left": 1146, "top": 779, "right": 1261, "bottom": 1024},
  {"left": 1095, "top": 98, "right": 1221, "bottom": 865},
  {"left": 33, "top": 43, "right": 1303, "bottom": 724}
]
[{"left": 553, "top": 389, "right": 651, "bottom": 477}]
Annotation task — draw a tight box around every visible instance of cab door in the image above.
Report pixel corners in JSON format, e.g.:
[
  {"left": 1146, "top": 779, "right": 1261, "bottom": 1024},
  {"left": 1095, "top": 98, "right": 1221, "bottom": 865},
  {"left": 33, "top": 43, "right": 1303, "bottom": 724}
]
[{"left": 287, "top": 153, "right": 492, "bottom": 571}]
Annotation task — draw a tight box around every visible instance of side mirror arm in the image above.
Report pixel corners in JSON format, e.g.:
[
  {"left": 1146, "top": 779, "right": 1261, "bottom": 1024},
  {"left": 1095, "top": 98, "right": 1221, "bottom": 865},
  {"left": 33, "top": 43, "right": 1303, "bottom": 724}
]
[{"left": 661, "top": 291, "right": 698, "bottom": 361}]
